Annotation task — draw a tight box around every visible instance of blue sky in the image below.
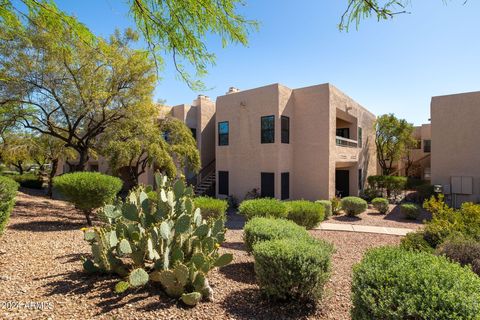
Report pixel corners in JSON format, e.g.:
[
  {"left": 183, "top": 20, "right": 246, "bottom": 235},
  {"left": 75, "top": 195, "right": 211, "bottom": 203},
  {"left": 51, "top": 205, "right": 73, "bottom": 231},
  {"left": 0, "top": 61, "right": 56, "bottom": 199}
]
[{"left": 54, "top": 0, "right": 480, "bottom": 125}]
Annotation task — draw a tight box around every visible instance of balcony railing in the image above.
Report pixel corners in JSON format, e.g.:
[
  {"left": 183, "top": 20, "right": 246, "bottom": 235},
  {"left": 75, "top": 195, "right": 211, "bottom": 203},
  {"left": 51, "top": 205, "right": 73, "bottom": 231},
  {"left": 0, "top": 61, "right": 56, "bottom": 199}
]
[{"left": 336, "top": 136, "right": 358, "bottom": 148}]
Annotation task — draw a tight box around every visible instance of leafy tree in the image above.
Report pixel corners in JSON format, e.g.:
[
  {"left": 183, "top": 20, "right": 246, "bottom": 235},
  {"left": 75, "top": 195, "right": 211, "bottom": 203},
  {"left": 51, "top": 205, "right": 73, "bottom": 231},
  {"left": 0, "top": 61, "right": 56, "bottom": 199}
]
[
  {"left": 99, "top": 103, "right": 200, "bottom": 187},
  {"left": 375, "top": 114, "right": 415, "bottom": 175},
  {"left": 0, "top": 0, "right": 257, "bottom": 89},
  {"left": 0, "top": 10, "right": 156, "bottom": 171},
  {"left": 0, "top": 133, "right": 35, "bottom": 174}
]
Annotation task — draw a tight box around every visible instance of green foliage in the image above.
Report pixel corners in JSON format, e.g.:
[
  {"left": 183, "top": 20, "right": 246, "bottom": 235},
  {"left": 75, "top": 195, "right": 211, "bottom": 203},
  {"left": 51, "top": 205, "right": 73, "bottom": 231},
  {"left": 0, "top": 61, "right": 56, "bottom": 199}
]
[
  {"left": 238, "top": 198, "right": 287, "bottom": 220},
  {"left": 436, "top": 237, "right": 480, "bottom": 276},
  {"left": 400, "top": 203, "right": 420, "bottom": 220},
  {"left": 285, "top": 200, "right": 324, "bottom": 229},
  {"left": 371, "top": 197, "right": 389, "bottom": 214},
  {"left": 82, "top": 173, "right": 231, "bottom": 306},
  {"left": 53, "top": 172, "right": 122, "bottom": 225},
  {"left": 194, "top": 197, "right": 228, "bottom": 220},
  {"left": 340, "top": 197, "right": 367, "bottom": 216},
  {"left": 351, "top": 246, "right": 480, "bottom": 320},
  {"left": 400, "top": 231, "right": 434, "bottom": 253},
  {"left": 330, "top": 196, "right": 342, "bottom": 215},
  {"left": 243, "top": 217, "right": 310, "bottom": 253},
  {"left": 367, "top": 175, "right": 407, "bottom": 198},
  {"left": 316, "top": 200, "right": 332, "bottom": 218},
  {"left": 253, "top": 238, "right": 333, "bottom": 301},
  {"left": 359, "top": 187, "right": 382, "bottom": 202},
  {"left": 0, "top": 176, "right": 18, "bottom": 235},
  {"left": 9, "top": 173, "right": 43, "bottom": 189}
]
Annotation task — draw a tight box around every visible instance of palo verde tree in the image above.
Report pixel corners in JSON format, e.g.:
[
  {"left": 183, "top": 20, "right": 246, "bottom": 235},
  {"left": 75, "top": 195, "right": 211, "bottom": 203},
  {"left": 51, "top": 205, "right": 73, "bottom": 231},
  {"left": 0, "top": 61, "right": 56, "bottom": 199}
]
[
  {"left": 0, "top": 132, "right": 35, "bottom": 174},
  {"left": 375, "top": 114, "right": 415, "bottom": 175},
  {"left": 0, "top": 0, "right": 257, "bottom": 89},
  {"left": 0, "top": 8, "right": 156, "bottom": 171},
  {"left": 99, "top": 103, "right": 200, "bottom": 187}
]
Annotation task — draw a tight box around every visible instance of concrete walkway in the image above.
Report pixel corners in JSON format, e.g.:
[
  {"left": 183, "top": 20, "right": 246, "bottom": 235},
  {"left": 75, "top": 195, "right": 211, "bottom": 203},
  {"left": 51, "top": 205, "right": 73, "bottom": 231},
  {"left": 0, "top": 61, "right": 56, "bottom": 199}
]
[{"left": 315, "top": 223, "right": 414, "bottom": 236}]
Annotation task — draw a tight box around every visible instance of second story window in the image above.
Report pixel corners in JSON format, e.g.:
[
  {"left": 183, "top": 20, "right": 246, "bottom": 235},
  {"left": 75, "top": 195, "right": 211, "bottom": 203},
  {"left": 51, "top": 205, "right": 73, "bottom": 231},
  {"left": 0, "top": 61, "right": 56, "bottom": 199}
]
[
  {"left": 423, "top": 139, "right": 431, "bottom": 153},
  {"left": 358, "top": 127, "right": 362, "bottom": 148},
  {"left": 281, "top": 116, "right": 289, "bottom": 144},
  {"left": 218, "top": 121, "right": 229, "bottom": 146},
  {"left": 336, "top": 128, "right": 350, "bottom": 139},
  {"left": 261, "top": 115, "right": 275, "bottom": 144}
]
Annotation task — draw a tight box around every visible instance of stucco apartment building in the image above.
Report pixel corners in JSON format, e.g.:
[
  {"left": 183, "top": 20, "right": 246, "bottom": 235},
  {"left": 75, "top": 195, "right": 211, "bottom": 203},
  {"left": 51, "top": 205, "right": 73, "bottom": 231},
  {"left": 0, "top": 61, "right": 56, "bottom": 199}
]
[
  {"left": 430, "top": 91, "right": 480, "bottom": 207},
  {"left": 215, "top": 83, "right": 377, "bottom": 201}
]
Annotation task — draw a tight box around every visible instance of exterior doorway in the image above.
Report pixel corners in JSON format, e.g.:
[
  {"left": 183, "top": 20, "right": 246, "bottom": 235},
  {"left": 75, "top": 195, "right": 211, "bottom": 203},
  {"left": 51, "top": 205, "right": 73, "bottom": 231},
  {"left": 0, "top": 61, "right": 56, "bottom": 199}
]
[{"left": 335, "top": 169, "right": 350, "bottom": 197}]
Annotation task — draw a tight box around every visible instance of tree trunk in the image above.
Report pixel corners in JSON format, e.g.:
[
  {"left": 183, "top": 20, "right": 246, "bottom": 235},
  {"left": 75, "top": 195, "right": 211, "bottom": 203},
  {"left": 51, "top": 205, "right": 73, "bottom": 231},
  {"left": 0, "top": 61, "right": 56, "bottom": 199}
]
[
  {"left": 69, "top": 148, "right": 89, "bottom": 171},
  {"left": 84, "top": 210, "right": 92, "bottom": 226},
  {"left": 14, "top": 161, "right": 24, "bottom": 175},
  {"left": 47, "top": 158, "right": 59, "bottom": 198}
]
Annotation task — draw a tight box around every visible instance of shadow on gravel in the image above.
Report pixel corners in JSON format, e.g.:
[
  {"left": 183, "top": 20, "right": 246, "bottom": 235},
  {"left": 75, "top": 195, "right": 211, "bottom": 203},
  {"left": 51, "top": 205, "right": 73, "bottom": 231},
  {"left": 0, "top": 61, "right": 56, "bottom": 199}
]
[
  {"left": 8, "top": 220, "right": 85, "bottom": 232},
  {"left": 219, "top": 262, "right": 255, "bottom": 284},
  {"left": 225, "top": 212, "right": 245, "bottom": 230},
  {"left": 221, "top": 241, "right": 246, "bottom": 252},
  {"left": 383, "top": 205, "right": 431, "bottom": 224},
  {"left": 222, "top": 288, "right": 318, "bottom": 319},
  {"left": 331, "top": 215, "right": 362, "bottom": 223}
]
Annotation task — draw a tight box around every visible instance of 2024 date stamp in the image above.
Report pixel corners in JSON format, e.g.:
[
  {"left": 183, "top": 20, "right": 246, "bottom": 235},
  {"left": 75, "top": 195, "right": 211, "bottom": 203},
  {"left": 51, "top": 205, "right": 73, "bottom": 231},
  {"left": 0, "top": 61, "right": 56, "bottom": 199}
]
[{"left": 0, "top": 301, "right": 53, "bottom": 310}]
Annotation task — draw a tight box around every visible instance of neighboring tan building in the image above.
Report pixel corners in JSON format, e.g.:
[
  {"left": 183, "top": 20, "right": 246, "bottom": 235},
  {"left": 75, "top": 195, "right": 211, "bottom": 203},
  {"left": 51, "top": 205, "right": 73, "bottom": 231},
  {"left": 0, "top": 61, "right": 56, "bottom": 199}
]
[
  {"left": 215, "top": 83, "right": 377, "bottom": 201},
  {"left": 431, "top": 91, "right": 480, "bottom": 207}
]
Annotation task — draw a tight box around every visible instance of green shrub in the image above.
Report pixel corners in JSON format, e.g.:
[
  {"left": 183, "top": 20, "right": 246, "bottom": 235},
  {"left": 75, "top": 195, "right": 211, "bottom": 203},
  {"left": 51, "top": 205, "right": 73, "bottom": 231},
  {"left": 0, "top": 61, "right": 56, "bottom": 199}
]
[
  {"left": 371, "top": 197, "right": 389, "bottom": 214},
  {"left": 82, "top": 173, "right": 231, "bottom": 306},
  {"left": 238, "top": 198, "right": 287, "bottom": 220},
  {"left": 352, "top": 246, "right": 480, "bottom": 320},
  {"left": 194, "top": 196, "right": 228, "bottom": 220},
  {"left": 253, "top": 238, "right": 333, "bottom": 301},
  {"left": 367, "top": 175, "right": 407, "bottom": 199},
  {"left": 341, "top": 196, "right": 367, "bottom": 216},
  {"left": 53, "top": 172, "right": 122, "bottom": 225},
  {"left": 243, "top": 217, "right": 309, "bottom": 253},
  {"left": 9, "top": 173, "right": 43, "bottom": 189},
  {"left": 400, "top": 231, "right": 434, "bottom": 253},
  {"left": 400, "top": 203, "right": 420, "bottom": 220},
  {"left": 316, "top": 200, "right": 332, "bottom": 218},
  {"left": 285, "top": 200, "right": 324, "bottom": 229},
  {"left": 0, "top": 176, "right": 19, "bottom": 235},
  {"left": 436, "top": 237, "right": 480, "bottom": 276},
  {"left": 359, "top": 187, "right": 382, "bottom": 202},
  {"left": 330, "top": 197, "right": 341, "bottom": 215}
]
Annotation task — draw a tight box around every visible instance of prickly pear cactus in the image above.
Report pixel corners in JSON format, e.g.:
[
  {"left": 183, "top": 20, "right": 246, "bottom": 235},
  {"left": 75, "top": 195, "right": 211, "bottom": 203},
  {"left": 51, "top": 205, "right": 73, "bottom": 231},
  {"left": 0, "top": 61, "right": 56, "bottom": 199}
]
[{"left": 81, "top": 172, "right": 233, "bottom": 306}]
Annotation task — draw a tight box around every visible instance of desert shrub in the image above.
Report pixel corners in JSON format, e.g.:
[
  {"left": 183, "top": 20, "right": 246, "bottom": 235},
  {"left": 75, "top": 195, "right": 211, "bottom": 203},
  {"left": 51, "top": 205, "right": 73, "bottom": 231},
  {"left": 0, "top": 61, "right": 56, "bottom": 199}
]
[
  {"left": 400, "top": 203, "right": 420, "bottom": 220},
  {"left": 436, "top": 237, "right": 480, "bottom": 276},
  {"left": 359, "top": 187, "right": 382, "bottom": 202},
  {"left": 243, "top": 217, "right": 309, "bottom": 253},
  {"left": 341, "top": 197, "right": 367, "bottom": 216},
  {"left": 371, "top": 197, "right": 389, "bottom": 214},
  {"left": 406, "top": 177, "right": 426, "bottom": 189},
  {"left": 285, "top": 200, "right": 324, "bottom": 229},
  {"left": 238, "top": 198, "right": 287, "bottom": 220},
  {"left": 227, "top": 195, "right": 239, "bottom": 209},
  {"left": 53, "top": 172, "right": 122, "bottom": 225},
  {"left": 9, "top": 173, "right": 43, "bottom": 189},
  {"left": 82, "top": 173, "right": 232, "bottom": 306},
  {"left": 405, "top": 183, "right": 435, "bottom": 203},
  {"left": 367, "top": 175, "right": 407, "bottom": 199},
  {"left": 0, "top": 176, "right": 19, "bottom": 235},
  {"left": 194, "top": 196, "right": 228, "bottom": 220},
  {"left": 253, "top": 238, "right": 333, "bottom": 301},
  {"left": 330, "top": 197, "right": 341, "bottom": 215},
  {"left": 316, "top": 200, "right": 332, "bottom": 218},
  {"left": 352, "top": 246, "right": 480, "bottom": 320},
  {"left": 400, "top": 231, "right": 434, "bottom": 253}
]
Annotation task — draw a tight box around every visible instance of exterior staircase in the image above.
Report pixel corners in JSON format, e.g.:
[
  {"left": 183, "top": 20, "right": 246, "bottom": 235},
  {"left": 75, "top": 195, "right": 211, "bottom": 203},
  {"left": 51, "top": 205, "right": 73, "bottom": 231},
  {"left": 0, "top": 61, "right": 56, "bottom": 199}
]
[{"left": 194, "top": 159, "right": 216, "bottom": 196}]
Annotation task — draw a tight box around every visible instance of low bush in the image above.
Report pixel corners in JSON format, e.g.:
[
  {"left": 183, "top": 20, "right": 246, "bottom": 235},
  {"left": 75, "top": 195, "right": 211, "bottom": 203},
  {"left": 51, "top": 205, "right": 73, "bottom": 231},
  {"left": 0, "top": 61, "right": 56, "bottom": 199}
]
[
  {"left": 194, "top": 196, "right": 228, "bottom": 220},
  {"left": 367, "top": 175, "right": 407, "bottom": 199},
  {"left": 359, "top": 187, "right": 382, "bottom": 202},
  {"left": 0, "top": 176, "right": 19, "bottom": 235},
  {"left": 9, "top": 173, "right": 43, "bottom": 189},
  {"left": 330, "top": 197, "right": 341, "bottom": 215},
  {"left": 436, "top": 237, "right": 480, "bottom": 276},
  {"left": 371, "top": 197, "right": 389, "bottom": 214},
  {"left": 352, "top": 246, "right": 480, "bottom": 320},
  {"left": 405, "top": 183, "right": 435, "bottom": 204},
  {"left": 285, "top": 200, "right": 324, "bottom": 229},
  {"left": 400, "top": 203, "right": 420, "bottom": 220},
  {"left": 341, "top": 197, "right": 367, "bottom": 216},
  {"left": 316, "top": 200, "right": 332, "bottom": 218},
  {"left": 400, "top": 231, "right": 434, "bottom": 253},
  {"left": 253, "top": 238, "right": 333, "bottom": 301},
  {"left": 243, "top": 217, "right": 309, "bottom": 253},
  {"left": 238, "top": 198, "right": 287, "bottom": 220},
  {"left": 53, "top": 172, "right": 122, "bottom": 225}
]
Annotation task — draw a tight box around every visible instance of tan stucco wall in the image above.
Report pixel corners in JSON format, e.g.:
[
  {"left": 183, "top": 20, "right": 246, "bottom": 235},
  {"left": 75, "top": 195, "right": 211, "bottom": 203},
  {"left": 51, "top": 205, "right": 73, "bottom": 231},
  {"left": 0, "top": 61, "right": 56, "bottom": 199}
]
[{"left": 431, "top": 91, "right": 480, "bottom": 205}]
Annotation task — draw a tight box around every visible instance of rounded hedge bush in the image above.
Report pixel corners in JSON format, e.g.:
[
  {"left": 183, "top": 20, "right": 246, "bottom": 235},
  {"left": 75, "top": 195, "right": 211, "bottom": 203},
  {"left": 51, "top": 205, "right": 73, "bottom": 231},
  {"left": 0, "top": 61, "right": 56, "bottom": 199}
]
[
  {"left": 243, "top": 217, "right": 309, "bottom": 253},
  {"left": 371, "top": 197, "right": 389, "bottom": 214},
  {"left": 401, "top": 203, "right": 420, "bottom": 220},
  {"left": 194, "top": 196, "right": 228, "bottom": 220},
  {"left": 53, "top": 172, "right": 122, "bottom": 225},
  {"left": 253, "top": 238, "right": 333, "bottom": 301},
  {"left": 436, "top": 237, "right": 480, "bottom": 276},
  {"left": 341, "top": 196, "right": 367, "bottom": 216},
  {"left": 352, "top": 246, "right": 480, "bottom": 320},
  {"left": 238, "top": 198, "right": 287, "bottom": 220},
  {"left": 0, "top": 176, "right": 19, "bottom": 235},
  {"left": 285, "top": 200, "right": 324, "bottom": 229},
  {"left": 400, "top": 231, "right": 434, "bottom": 253},
  {"left": 316, "top": 200, "right": 332, "bottom": 218}
]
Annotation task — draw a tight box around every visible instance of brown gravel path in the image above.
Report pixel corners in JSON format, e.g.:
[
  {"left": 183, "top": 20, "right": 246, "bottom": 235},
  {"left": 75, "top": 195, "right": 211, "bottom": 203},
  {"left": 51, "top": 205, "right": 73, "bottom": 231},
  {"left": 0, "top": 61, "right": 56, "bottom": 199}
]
[
  {"left": 327, "top": 204, "right": 430, "bottom": 229},
  {"left": 0, "top": 190, "right": 401, "bottom": 320}
]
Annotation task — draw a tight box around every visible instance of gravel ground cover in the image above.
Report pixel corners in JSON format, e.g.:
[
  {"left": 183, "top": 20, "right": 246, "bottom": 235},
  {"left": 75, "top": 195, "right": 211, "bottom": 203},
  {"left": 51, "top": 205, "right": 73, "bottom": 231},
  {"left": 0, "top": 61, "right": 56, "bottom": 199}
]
[
  {"left": 328, "top": 204, "right": 430, "bottom": 229},
  {"left": 0, "top": 190, "right": 401, "bottom": 320}
]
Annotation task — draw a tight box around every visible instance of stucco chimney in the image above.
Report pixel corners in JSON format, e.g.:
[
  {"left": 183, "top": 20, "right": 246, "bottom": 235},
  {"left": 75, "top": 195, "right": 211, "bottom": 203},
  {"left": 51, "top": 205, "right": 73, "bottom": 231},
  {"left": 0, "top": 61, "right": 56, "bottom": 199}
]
[{"left": 227, "top": 87, "right": 240, "bottom": 94}]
